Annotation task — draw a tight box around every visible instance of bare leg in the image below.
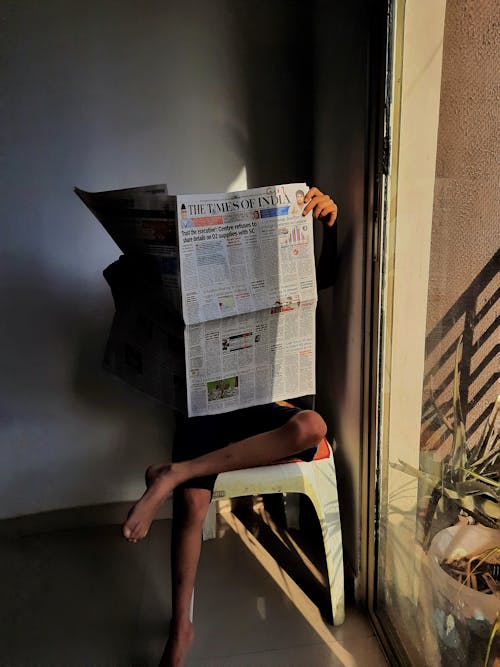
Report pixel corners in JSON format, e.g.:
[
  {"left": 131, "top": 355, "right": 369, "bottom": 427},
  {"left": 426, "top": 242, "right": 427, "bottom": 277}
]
[
  {"left": 158, "top": 487, "right": 210, "bottom": 667},
  {"left": 122, "top": 410, "right": 326, "bottom": 541}
]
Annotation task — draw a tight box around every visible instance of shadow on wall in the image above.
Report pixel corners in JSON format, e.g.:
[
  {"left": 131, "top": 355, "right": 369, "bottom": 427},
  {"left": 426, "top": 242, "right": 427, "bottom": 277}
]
[{"left": 421, "top": 249, "right": 500, "bottom": 454}]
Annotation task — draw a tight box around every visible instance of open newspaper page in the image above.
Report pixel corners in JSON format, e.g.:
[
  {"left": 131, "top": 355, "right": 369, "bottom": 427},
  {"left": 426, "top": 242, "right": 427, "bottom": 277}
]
[
  {"left": 76, "top": 184, "right": 187, "bottom": 411},
  {"left": 102, "top": 270, "right": 187, "bottom": 412},
  {"left": 177, "top": 183, "right": 317, "bottom": 416},
  {"left": 75, "top": 184, "right": 181, "bottom": 314}
]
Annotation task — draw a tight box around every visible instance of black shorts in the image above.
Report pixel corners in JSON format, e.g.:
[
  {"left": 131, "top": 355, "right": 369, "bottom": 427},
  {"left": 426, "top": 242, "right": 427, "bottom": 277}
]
[{"left": 172, "top": 402, "right": 318, "bottom": 493}]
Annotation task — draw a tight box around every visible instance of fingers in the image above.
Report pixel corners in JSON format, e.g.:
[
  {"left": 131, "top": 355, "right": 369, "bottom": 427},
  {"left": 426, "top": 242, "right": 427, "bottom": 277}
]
[
  {"left": 305, "top": 187, "right": 322, "bottom": 201},
  {"left": 303, "top": 187, "right": 338, "bottom": 227}
]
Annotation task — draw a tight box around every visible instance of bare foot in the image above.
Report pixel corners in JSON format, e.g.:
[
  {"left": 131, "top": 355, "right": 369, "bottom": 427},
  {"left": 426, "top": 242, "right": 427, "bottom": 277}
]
[
  {"left": 159, "top": 620, "right": 194, "bottom": 667},
  {"left": 122, "top": 464, "right": 180, "bottom": 542}
]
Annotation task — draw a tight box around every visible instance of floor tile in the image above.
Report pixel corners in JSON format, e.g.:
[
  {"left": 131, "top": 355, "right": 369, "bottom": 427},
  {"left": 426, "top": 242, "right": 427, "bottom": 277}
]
[{"left": 188, "top": 636, "right": 386, "bottom": 667}]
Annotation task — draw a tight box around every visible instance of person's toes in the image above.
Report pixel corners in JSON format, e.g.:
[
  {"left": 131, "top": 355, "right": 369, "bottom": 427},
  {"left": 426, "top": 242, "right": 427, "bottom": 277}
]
[
  {"left": 130, "top": 523, "right": 141, "bottom": 539},
  {"left": 127, "top": 518, "right": 149, "bottom": 541},
  {"left": 123, "top": 509, "right": 140, "bottom": 540}
]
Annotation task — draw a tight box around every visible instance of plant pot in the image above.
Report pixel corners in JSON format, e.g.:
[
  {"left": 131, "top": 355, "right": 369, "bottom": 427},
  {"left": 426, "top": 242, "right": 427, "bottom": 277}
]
[{"left": 428, "top": 524, "right": 499, "bottom": 624}]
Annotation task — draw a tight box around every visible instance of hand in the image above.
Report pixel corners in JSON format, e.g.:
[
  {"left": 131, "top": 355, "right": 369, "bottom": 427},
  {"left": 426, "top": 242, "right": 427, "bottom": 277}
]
[{"left": 303, "top": 187, "right": 337, "bottom": 227}]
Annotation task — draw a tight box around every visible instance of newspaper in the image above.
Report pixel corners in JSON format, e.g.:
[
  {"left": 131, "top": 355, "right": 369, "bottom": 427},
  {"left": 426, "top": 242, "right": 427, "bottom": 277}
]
[
  {"left": 75, "top": 184, "right": 181, "bottom": 313},
  {"left": 76, "top": 182, "right": 317, "bottom": 416},
  {"left": 101, "top": 254, "right": 187, "bottom": 412}
]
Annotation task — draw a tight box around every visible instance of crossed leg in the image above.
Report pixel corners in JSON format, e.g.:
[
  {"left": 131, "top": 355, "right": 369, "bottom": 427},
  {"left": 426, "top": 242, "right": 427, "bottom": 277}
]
[
  {"left": 122, "top": 409, "right": 326, "bottom": 667},
  {"left": 122, "top": 409, "right": 326, "bottom": 542}
]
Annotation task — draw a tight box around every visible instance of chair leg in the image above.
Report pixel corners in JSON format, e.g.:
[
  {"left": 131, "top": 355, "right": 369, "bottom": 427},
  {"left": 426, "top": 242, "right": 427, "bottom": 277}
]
[
  {"left": 308, "top": 468, "right": 345, "bottom": 625},
  {"left": 202, "top": 500, "right": 217, "bottom": 541},
  {"left": 283, "top": 492, "right": 301, "bottom": 530}
]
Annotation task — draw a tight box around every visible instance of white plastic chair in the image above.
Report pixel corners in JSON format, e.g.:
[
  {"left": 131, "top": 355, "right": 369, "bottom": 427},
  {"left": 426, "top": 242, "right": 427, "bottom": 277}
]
[{"left": 202, "top": 429, "right": 345, "bottom": 625}]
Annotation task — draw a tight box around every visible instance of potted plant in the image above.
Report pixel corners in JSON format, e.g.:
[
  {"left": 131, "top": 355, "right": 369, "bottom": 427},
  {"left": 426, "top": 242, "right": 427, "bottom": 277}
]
[{"left": 391, "top": 335, "right": 499, "bottom": 665}]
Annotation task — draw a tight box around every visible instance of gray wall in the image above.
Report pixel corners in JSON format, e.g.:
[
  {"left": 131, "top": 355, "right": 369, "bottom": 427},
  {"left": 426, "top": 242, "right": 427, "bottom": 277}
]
[
  {"left": 1, "top": 0, "right": 370, "bottom": 582},
  {"left": 0, "top": 0, "right": 313, "bottom": 519}
]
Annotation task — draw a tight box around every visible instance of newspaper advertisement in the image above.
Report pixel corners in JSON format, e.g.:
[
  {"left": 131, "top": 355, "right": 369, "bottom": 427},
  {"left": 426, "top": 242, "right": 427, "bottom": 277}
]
[{"left": 76, "top": 182, "right": 317, "bottom": 416}]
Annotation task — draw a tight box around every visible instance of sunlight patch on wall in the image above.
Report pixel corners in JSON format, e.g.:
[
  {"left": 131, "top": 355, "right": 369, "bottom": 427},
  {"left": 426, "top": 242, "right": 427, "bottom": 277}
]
[{"left": 227, "top": 165, "right": 247, "bottom": 193}]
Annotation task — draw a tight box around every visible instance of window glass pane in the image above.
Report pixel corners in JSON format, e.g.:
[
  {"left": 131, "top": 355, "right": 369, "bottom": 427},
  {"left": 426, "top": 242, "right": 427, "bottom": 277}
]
[{"left": 376, "top": 2, "right": 499, "bottom": 665}]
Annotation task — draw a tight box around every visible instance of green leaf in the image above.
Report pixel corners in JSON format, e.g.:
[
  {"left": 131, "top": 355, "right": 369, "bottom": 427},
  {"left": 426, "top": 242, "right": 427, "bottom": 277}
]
[
  {"left": 449, "top": 336, "right": 466, "bottom": 474},
  {"left": 455, "top": 479, "right": 500, "bottom": 500},
  {"left": 429, "top": 374, "right": 453, "bottom": 433},
  {"left": 468, "top": 395, "right": 500, "bottom": 464},
  {"left": 461, "top": 467, "right": 500, "bottom": 490}
]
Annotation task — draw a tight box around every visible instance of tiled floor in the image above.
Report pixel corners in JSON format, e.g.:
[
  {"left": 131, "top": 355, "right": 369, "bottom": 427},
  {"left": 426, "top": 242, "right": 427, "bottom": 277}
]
[{"left": 0, "top": 510, "right": 387, "bottom": 667}]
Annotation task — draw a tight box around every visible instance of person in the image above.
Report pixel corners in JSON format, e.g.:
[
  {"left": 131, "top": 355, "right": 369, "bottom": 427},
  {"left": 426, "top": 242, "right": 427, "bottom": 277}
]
[
  {"left": 290, "top": 188, "right": 306, "bottom": 215},
  {"left": 122, "top": 186, "right": 338, "bottom": 667},
  {"left": 180, "top": 204, "right": 194, "bottom": 229}
]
